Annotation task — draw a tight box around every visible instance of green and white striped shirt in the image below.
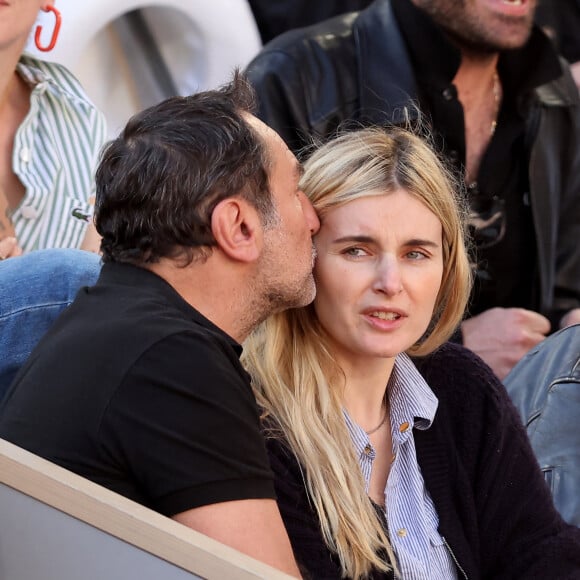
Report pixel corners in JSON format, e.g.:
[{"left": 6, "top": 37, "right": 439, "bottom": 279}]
[{"left": 12, "top": 55, "right": 107, "bottom": 252}]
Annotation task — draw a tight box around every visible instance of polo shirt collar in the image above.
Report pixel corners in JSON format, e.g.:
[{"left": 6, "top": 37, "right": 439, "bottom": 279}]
[{"left": 98, "top": 262, "right": 242, "bottom": 354}]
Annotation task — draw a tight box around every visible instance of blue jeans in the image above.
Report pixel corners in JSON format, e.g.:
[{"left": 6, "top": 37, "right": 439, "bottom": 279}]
[{"left": 0, "top": 249, "right": 101, "bottom": 400}]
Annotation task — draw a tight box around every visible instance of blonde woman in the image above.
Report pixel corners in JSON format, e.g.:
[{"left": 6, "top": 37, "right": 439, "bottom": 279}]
[{"left": 243, "top": 127, "right": 580, "bottom": 579}]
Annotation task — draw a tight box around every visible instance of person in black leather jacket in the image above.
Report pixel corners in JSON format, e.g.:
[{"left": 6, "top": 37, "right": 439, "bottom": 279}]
[{"left": 246, "top": 0, "right": 580, "bottom": 381}]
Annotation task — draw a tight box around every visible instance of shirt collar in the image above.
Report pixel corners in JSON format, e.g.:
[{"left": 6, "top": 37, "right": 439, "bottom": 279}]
[
  {"left": 17, "top": 54, "right": 51, "bottom": 91},
  {"left": 343, "top": 352, "right": 438, "bottom": 449},
  {"left": 98, "top": 262, "right": 243, "bottom": 355},
  {"left": 388, "top": 353, "right": 438, "bottom": 442}
]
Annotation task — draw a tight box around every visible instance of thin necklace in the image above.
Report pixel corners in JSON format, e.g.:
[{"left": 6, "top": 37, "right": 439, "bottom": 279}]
[
  {"left": 490, "top": 71, "right": 502, "bottom": 137},
  {"left": 365, "top": 407, "right": 388, "bottom": 436}
]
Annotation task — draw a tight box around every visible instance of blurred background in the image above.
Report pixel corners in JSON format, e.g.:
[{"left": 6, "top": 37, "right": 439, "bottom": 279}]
[
  {"left": 25, "top": 0, "right": 580, "bottom": 139},
  {"left": 26, "top": 1, "right": 262, "bottom": 138}
]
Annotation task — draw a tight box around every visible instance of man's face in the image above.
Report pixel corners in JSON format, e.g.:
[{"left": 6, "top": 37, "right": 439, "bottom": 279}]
[
  {"left": 411, "top": 0, "right": 537, "bottom": 53},
  {"left": 246, "top": 115, "right": 320, "bottom": 314}
]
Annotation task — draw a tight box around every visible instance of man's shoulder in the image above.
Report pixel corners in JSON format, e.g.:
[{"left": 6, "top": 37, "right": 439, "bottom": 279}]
[
  {"left": 70, "top": 264, "right": 221, "bottom": 339},
  {"left": 7, "top": 268, "right": 242, "bottom": 406},
  {"left": 254, "top": 11, "right": 359, "bottom": 60},
  {"left": 246, "top": 9, "right": 360, "bottom": 108},
  {"left": 246, "top": 0, "right": 416, "bottom": 146},
  {"left": 18, "top": 53, "right": 106, "bottom": 126},
  {"left": 63, "top": 283, "right": 239, "bottom": 378}
]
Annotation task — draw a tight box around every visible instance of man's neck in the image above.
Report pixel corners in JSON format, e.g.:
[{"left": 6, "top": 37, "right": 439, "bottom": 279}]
[
  {"left": 146, "top": 256, "right": 256, "bottom": 344},
  {"left": 453, "top": 51, "right": 498, "bottom": 99},
  {"left": 453, "top": 52, "right": 501, "bottom": 183}
]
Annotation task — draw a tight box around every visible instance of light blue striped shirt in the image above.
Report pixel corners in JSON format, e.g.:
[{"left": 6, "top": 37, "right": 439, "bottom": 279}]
[
  {"left": 344, "top": 353, "right": 457, "bottom": 580},
  {"left": 11, "top": 55, "right": 107, "bottom": 252}
]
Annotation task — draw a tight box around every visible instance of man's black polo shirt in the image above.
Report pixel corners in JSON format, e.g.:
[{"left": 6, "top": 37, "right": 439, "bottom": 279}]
[
  {"left": 392, "top": 0, "right": 562, "bottom": 316},
  {"left": 0, "top": 262, "right": 275, "bottom": 515}
]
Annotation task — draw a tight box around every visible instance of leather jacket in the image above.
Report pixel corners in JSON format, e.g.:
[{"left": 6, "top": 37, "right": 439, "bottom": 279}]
[
  {"left": 246, "top": 0, "right": 580, "bottom": 326},
  {"left": 504, "top": 323, "right": 580, "bottom": 526}
]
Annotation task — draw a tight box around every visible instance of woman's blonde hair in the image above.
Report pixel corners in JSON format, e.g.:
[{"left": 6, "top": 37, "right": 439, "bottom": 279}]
[{"left": 242, "top": 127, "right": 472, "bottom": 578}]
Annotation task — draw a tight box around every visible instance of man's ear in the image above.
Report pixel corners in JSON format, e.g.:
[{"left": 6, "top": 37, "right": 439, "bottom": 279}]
[{"left": 211, "top": 197, "right": 262, "bottom": 262}]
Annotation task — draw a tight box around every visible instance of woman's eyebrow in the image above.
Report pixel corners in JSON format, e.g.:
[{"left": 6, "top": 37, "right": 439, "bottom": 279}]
[
  {"left": 403, "top": 238, "right": 440, "bottom": 248},
  {"left": 332, "top": 235, "right": 375, "bottom": 244},
  {"left": 331, "top": 235, "right": 440, "bottom": 247}
]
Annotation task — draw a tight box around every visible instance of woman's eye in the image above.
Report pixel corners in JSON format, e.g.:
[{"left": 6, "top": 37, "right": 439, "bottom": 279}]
[
  {"left": 344, "top": 247, "right": 366, "bottom": 257},
  {"left": 407, "top": 250, "right": 427, "bottom": 260}
]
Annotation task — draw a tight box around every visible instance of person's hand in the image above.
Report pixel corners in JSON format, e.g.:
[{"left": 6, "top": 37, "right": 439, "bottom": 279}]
[
  {"left": 79, "top": 221, "right": 102, "bottom": 254},
  {"left": 0, "top": 236, "right": 23, "bottom": 261},
  {"left": 570, "top": 61, "right": 580, "bottom": 94},
  {"left": 560, "top": 308, "right": 580, "bottom": 328},
  {"left": 461, "top": 307, "right": 550, "bottom": 380}
]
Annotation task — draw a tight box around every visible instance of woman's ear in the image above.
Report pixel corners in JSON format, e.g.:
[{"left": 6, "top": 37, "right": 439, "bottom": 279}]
[{"left": 211, "top": 197, "right": 262, "bottom": 262}]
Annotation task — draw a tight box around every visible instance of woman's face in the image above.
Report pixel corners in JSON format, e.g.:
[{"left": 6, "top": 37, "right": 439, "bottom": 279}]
[{"left": 313, "top": 188, "right": 443, "bottom": 368}]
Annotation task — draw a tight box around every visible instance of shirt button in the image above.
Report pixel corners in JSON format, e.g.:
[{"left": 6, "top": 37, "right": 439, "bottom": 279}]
[
  {"left": 397, "top": 528, "right": 407, "bottom": 538},
  {"left": 399, "top": 422, "right": 410, "bottom": 433},
  {"left": 442, "top": 87, "right": 455, "bottom": 101},
  {"left": 448, "top": 149, "right": 459, "bottom": 163},
  {"left": 21, "top": 205, "right": 38, "bottom": 219},
  {"left": 20, "top": 147, "right": 30, "bottom": 163},
  {"left": 363, "top": 444, "right": 373, "bottom": 456}
]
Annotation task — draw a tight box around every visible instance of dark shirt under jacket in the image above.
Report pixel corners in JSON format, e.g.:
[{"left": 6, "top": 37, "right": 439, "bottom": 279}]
[
  {"left": 391, "top": 0, "right": 562, "bottom": 316},
  {"left": 0, "top": 263, "right": 275, "bottom": 516}
]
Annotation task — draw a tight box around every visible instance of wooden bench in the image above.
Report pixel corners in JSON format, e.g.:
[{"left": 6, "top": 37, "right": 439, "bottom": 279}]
[{"left": 0, "top": 438, "right": 293, "bottom": 580}]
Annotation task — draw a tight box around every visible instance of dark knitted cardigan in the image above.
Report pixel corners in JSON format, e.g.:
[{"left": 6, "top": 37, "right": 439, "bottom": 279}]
[{"left": 265, "top": 342, "right": 580, "bottom": 579}]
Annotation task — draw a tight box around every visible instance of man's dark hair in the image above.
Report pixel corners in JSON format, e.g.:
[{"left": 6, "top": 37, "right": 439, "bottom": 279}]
[{"left": 94, "top": 71, "right": 274, "bottom": 265}]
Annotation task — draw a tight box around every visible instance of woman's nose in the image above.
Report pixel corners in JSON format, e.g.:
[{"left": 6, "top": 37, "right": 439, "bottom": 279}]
[
  {"left": 299, "top": 191, "right": 320, "bottom": 235},
  {"left": 373, "top": 258, "right": 403, "bottom": 296}
]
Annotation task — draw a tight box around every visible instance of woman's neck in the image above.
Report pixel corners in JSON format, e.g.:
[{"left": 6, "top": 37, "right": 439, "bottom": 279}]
[
  {"left": 341, "top": 356, "right": 395, "bottom": 431},
  {"left": 0, "top": 59, "right": 32, "bottom": 213},
  {"left": 0, "top": 40, "right": 27, "bottom": 108}
]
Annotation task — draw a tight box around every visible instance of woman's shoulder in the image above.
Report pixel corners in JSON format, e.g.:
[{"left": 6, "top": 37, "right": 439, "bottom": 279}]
[
  {"left": 412, "top": 341, "right": 506, "bottom": 410},
  {"left": 261, "top": 416, "right": 299, "bottom": 472},
  {"left": 413, "top": 340, "right": 496, "bottom": 379},
  {"left": 19, "top": 54, "right": 104, "bottom": 115}
]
